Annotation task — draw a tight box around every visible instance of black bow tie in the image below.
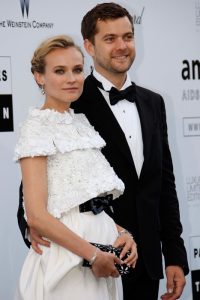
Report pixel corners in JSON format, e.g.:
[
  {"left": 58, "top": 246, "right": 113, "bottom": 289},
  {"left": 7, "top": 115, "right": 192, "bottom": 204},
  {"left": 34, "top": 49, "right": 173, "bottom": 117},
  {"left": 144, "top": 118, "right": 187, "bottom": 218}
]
[
  {"left": 91, "top": 73, "right": 136, "bottom": 105},
  {"left": 109, "top": 85, "right": 135, "bottom": 105}
]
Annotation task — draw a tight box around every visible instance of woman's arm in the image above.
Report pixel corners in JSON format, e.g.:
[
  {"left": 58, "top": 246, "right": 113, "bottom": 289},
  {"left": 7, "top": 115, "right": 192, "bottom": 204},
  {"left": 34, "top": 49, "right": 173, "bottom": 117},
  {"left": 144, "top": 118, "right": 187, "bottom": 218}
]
[
  {"left": 20, "top": 156, "right": 121, "bottom": 277},
  {"left": 21, "top": 156, "right": 97, "bottom": 261}
]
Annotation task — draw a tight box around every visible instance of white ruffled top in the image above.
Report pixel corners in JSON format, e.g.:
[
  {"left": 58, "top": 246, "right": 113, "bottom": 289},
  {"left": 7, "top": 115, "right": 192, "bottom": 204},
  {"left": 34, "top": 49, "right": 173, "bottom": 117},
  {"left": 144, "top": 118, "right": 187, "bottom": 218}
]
[{"left": 14, "top": 108, "right": 124, "bottom": 218}]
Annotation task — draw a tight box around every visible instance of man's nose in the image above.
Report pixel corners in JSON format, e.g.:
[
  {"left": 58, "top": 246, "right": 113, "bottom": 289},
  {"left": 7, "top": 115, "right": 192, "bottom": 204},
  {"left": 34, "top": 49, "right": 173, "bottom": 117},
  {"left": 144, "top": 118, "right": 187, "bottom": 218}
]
[{"left": 115, "top": 38, "right": 127, "bottom": 49}]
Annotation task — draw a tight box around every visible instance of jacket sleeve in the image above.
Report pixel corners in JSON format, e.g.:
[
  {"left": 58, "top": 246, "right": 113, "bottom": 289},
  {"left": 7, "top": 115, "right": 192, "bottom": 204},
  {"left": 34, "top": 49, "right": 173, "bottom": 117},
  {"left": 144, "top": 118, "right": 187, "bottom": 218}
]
[
  {"left": 159, "top": 97, "right": 189, "bottom": 275},
  {"left": 17, "top": 182, "right": 31, "bottom": 248}
]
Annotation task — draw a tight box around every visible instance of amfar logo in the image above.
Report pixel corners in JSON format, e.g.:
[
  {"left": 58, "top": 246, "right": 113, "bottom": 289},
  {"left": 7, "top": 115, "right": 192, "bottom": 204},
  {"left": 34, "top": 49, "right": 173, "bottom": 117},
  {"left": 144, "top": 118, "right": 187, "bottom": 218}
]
[
  {"left": 182, "top": 60, "right": 200, "bottom": 80},
  {"left": 20, "top": 0, "right": 30, "bottom": 18}
]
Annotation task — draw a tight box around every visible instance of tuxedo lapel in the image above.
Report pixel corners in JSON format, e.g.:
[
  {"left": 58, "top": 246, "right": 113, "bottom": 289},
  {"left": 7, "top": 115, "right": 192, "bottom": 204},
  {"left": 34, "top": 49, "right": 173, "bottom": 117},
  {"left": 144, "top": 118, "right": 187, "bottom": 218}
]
[
  {"left": 135, "top": 86, "right": 156, "bottom": 174},
  {"left": 76, "top": 76, "right": 156, "bottom": 174},
  {"left": 83, "top": 76, "right": 135, "bottom": 166}
]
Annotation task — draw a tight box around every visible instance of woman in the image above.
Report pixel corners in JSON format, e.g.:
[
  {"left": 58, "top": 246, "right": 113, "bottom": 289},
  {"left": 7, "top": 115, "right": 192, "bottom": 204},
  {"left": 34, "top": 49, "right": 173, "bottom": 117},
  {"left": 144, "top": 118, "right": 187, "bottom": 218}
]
[{"left": 14, "top": 35, "right": 137, "bottom": 300}]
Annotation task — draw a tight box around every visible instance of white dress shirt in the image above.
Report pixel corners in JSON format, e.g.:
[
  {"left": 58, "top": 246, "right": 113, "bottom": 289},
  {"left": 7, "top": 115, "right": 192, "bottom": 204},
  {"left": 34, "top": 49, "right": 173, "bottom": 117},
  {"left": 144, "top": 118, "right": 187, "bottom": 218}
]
[{"left": 93, "top": 70, "right": 144, "bottom": 177}]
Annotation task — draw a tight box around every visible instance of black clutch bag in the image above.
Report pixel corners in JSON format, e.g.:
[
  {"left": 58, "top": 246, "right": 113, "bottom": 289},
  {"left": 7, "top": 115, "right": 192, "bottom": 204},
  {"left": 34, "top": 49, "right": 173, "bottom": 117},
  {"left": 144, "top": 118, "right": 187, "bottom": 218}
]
[{"left": 82, "top": 242, "right": 132, "bottom": 275}]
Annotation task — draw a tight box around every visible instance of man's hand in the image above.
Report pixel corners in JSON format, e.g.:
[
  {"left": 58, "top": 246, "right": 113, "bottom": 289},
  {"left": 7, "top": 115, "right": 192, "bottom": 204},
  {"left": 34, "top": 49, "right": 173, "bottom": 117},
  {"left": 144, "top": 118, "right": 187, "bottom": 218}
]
[
  {"left": 161, "top": 265, "right": 186, "bottom": 300},
  {"left": 29, "top": 228, "right": 50, "bottom": 254},
  {"left": 113, "top": 232, "right": 138, "bottom": 268}
]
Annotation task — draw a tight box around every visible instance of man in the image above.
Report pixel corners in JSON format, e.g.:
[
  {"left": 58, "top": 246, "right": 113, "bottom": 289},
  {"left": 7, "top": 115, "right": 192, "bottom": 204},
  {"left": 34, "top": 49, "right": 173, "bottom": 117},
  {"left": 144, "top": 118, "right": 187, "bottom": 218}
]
[{"left": 18, "top": 3, "right": 189, "bottom": 300}]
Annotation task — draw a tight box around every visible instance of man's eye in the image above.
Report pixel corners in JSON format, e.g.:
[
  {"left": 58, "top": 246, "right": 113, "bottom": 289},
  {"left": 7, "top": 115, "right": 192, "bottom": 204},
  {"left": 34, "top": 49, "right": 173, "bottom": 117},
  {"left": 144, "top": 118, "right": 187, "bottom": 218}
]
[
  {"left": 105, "top": 37, "right": 114, "bottom": 42},
  {"left": 124, "top": 34, "right": 134, "bottom": 41}
]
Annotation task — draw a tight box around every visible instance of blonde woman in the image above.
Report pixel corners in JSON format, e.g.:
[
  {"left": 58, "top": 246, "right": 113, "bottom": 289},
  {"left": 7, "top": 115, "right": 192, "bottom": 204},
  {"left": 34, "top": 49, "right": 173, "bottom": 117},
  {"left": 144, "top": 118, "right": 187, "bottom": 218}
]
[{"left": 14, "top": 35, "right": 137, "bottom": 300}]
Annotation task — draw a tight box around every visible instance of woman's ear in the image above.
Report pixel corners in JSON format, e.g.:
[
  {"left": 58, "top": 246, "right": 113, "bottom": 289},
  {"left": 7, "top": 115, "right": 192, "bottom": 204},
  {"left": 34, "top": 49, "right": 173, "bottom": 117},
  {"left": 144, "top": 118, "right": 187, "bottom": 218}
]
[{"left": 34, "top": 71, "right": 44, "bottom": 87}]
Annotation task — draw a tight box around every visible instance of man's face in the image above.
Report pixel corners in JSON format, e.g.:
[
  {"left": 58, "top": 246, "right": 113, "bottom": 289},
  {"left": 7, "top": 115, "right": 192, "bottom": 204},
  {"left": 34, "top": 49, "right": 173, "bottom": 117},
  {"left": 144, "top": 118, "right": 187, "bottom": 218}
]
[{"left": 85, "top": 16, "right": 135, "bottom": 79}]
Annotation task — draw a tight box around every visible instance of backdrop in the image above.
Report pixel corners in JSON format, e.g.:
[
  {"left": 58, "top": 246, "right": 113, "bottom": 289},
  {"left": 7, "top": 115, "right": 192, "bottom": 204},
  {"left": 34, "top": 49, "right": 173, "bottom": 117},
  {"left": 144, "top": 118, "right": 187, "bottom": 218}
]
[{"left": 0, "top": 1, "right": 199, "bottom": 299}]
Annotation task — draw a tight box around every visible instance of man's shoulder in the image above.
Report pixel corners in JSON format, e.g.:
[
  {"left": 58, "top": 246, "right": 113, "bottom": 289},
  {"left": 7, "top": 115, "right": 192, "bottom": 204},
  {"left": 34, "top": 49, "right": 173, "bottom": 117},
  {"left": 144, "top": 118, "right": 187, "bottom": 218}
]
[
  {"left": 71, "top": 75, "right": 96, "bottom": 112},
  {"left": 83, "top": 74, "right": 96, "bottom": 88},
  {"left": 135, "top": 83, "right": 162, "bottom": 99}
]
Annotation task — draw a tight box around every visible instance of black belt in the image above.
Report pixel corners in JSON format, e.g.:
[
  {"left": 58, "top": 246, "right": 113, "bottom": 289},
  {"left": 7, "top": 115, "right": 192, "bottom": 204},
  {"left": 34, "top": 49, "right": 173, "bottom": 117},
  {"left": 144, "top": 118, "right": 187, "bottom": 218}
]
[{"left": 79, "top": 194, "right": 113, "bottom": 215}]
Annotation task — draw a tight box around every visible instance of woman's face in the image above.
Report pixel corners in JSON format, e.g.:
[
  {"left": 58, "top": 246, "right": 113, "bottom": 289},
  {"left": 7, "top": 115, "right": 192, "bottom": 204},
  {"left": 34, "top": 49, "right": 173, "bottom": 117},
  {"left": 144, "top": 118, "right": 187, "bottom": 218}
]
[{"left": 36, "top": 47, "right": 84, "bottom": 112}]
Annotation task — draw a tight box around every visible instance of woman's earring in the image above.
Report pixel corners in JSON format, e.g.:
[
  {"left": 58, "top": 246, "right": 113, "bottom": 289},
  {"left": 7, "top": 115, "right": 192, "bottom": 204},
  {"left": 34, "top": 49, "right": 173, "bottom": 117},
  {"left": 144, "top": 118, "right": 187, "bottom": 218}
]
[{"left": 41, "top": 85, "right": 45, "bottom": 95}]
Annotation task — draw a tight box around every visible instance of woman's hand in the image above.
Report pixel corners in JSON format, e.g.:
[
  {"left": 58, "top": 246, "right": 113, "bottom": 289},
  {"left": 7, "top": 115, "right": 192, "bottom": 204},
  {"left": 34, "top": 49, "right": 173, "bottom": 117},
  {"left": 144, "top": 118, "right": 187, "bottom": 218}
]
[
  {"left": 29, "top": 228, "right": 50, "bottom": 254},
  {"left": 91, "top": 250, "right": 121, "bottom": 278},
  {"left": 113, "top": 231, "right": 138, "bottom": 268}
]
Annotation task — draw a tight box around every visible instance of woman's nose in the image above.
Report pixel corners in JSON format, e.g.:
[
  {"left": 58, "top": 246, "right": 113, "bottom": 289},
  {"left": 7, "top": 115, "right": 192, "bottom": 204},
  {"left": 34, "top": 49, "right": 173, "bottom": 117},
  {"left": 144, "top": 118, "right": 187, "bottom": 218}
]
[{"left": 66, "top": 71, "right": 76, "bottom": 83}]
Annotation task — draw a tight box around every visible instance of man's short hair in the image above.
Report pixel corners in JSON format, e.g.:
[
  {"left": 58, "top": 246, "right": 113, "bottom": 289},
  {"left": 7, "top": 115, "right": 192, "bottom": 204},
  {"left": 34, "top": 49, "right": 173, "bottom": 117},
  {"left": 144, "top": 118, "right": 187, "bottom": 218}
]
[{"left": 81, "top": 2, "right": 134, "bottom": 44}]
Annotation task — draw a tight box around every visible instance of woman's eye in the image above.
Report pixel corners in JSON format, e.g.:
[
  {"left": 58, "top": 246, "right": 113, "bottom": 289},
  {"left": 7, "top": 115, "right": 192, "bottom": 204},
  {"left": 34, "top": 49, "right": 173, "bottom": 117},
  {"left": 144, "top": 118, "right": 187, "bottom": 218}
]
[
  {"left": 55, "top": 69, "right": 64, "bottom": 74},
  {"left": 74, "top": 68, "right": 83, "bottom": 74}
]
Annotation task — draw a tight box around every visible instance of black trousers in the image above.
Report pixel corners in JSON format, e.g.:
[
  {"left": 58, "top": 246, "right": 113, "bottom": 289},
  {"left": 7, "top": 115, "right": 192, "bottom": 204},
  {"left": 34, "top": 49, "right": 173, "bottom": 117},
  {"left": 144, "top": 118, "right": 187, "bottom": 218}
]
[
  {"left": 122, "top": 273, "right": 159, "bottom": 300},
  {"left": 122, "top": 257, "right": 160, "bottom": 300}
]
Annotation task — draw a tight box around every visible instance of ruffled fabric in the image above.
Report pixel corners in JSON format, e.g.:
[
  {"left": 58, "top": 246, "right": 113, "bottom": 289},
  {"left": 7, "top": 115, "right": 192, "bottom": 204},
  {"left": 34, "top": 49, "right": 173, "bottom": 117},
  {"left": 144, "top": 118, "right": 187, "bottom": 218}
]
[
  {"left": 14, "top": 108, "right": 124, "bottom": 218},
  {"left": 14, "top": 108, "right": 106, "bottom": 161}
]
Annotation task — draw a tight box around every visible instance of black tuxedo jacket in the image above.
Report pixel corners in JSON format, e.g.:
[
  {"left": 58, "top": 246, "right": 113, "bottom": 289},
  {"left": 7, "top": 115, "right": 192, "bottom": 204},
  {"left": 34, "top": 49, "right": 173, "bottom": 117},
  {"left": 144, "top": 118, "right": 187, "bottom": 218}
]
[
  {"left": 72, "top": 75, "right": 189, "bottom": 278},
  {"left": 18, "top": 74, "right": 189, "bottom": 279}
]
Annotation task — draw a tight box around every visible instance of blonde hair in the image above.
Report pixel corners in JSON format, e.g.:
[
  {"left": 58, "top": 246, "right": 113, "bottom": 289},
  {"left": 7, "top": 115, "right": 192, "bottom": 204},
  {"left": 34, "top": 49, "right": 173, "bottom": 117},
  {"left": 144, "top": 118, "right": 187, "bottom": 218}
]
[{"left": 31, "top": 35, "right": 84, "bottom": 74}]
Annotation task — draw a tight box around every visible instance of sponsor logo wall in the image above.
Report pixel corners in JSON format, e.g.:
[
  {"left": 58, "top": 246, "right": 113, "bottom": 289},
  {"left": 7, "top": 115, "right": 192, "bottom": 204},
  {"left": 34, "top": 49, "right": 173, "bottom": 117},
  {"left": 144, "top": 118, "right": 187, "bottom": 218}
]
[
  {"left": 181, "top": 4, "right": 200, "bottom": 299},
  {"left": 0, "top": 1, "right": 199, "bottom": 299}
]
